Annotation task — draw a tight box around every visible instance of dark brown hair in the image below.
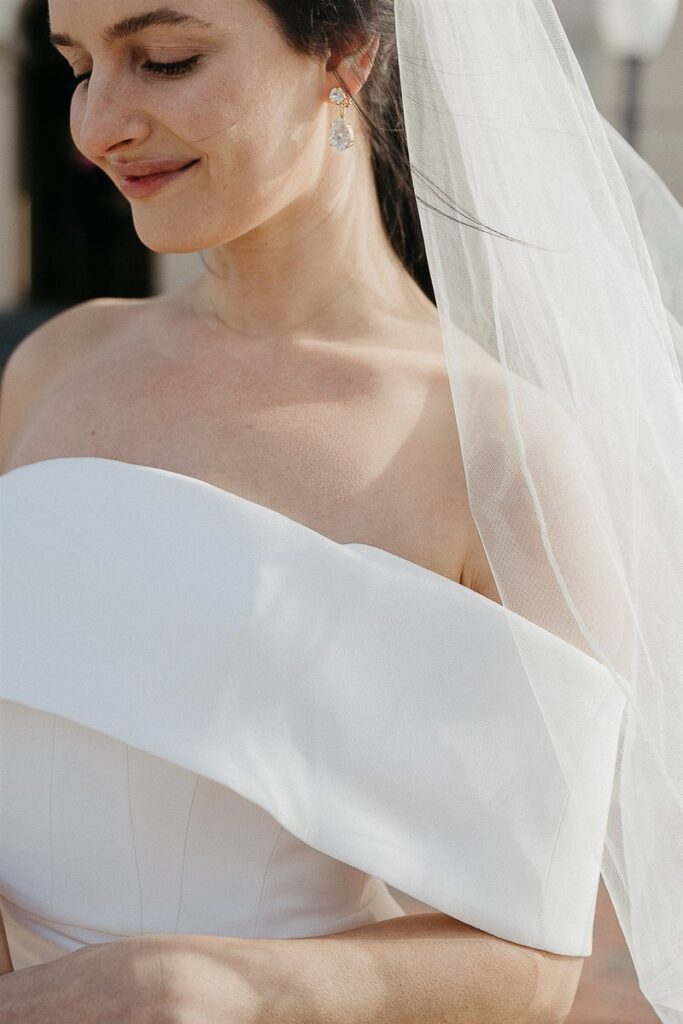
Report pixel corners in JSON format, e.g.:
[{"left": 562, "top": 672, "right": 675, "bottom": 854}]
[
  {"left": 255, "top": 1, "right": 532, "bottom": 303},
  {"left": 210, "top": 2, "right": 526, "bottom": 303},
  {"left": 259, "top": 0, "right": 442, "bottom": 301},
  {"left": 262, "top": 0, "right": 440, "bottom": 303}
]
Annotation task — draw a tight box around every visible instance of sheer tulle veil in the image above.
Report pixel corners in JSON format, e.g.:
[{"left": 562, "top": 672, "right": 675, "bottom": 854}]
[{"left": 393, "top": 1, "right": 682, "bottom": 1020}]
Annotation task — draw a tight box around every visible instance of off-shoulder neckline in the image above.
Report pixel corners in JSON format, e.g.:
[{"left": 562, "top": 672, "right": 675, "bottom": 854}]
[
  {"left": 1, "top": 455, "right": 601, "bottom": 666},
  {"left": 3, "top": 453, "right": 463, "bottom": 576}
]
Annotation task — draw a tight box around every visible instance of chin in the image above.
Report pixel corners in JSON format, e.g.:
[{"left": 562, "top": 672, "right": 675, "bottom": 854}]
[
  {"left": 131, "top": 209, "right": 251, "bottom": 254},
  {"left": 131, "top": 221, "right": 219, "bottom": 255},
  {"left": 140, "top": 237, "right": 207, "bottom": 255}
]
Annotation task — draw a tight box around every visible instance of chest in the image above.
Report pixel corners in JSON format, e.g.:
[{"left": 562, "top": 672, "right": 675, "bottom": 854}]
[{"left": 10, "top": 333, "right": 472, "bottom": 582}]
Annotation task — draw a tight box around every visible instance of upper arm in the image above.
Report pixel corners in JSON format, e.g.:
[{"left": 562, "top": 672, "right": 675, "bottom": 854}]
[
  {"left": 524, "top": 947, "right": 584, "bottom": 1023},
  {"left": 460, "top": 369, "right": 629, "bottom": 668},
  {"left": 431, "top": 913, "right": 584, "bottom": 1022},
  {"left": 0, "top": 298, "right": 130, "bottom": 472}
]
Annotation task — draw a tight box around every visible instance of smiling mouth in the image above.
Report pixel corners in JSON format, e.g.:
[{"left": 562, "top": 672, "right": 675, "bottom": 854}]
[
  {"left": 124, "top": 159, "right": 200, "bottom": 181},
  {"left": 117, "top": 159, "right": 202, "bottom": 199}
]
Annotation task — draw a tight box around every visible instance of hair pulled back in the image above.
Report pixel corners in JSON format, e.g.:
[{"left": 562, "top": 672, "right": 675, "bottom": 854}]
[
  {"left": 257, "top": 0, "right": 437, "bottom": 304},
  {"left": 241, "top": 4, "right": 524, "bottom": 304}
]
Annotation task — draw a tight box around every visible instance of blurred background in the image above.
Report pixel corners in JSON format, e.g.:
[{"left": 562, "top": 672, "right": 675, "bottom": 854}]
[{"left": 0, "top": 4, "right": 681, "bottom": 1019}]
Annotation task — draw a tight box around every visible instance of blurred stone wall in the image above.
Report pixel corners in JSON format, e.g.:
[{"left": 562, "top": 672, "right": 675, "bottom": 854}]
[{"left": 562, "top": 0, "right": 683, "bottom": 204}]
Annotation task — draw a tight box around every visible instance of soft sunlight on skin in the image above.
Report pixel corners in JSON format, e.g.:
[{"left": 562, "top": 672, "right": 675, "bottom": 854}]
[
  {"left": 54, "top": 0, "right": 329, "bottom": 253},
  {"left": 46, "top": 0, "right": 424, "bottom": 342}
]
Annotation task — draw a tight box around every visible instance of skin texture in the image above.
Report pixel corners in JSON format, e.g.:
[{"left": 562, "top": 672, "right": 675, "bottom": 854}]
[
  {"left": 0, "top": 1, "right": 584, "bottom": 1019},
  {"left": 0, "top": 919, "right": 581, "bottom": 1024},
  {"left": 0, "top": 936, "right": 165, "bottom": 1024},
  {"left": 52, "top": 0, "right": 427, "bottom": 340}
]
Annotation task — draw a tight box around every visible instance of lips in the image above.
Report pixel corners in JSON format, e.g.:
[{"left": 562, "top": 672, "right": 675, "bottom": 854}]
[
  {"left": 113, "top": 158, "right": 200, "bottom": 181},
  {"left": 114, "top": 159, "right": 200, "bottom": 199}
]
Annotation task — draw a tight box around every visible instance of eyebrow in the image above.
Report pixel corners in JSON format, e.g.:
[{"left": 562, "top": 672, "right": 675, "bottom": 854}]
[{"left": 49, "top": 6, "right": 216, "bottom": 49}]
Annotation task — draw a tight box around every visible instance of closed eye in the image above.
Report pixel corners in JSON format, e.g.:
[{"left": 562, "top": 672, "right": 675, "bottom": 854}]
[{"left": 73, "top": 55, "right": 204, "bottom": 90}]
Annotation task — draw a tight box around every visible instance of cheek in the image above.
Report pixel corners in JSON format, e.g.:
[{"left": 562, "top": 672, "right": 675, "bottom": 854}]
[
  {"left": 167, "top": 58, "right": 275, "bottom": 150},
  {"left": 171, "top": 68, "right": 313, "bottom": 199},
  {"left": 177, "top": 47, "right": 317, "bottom": 159}
]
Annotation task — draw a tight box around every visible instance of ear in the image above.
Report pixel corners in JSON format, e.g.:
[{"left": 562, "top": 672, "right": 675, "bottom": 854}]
[{"left": 326, "top": 33, "right": 381, "bottom": 97}]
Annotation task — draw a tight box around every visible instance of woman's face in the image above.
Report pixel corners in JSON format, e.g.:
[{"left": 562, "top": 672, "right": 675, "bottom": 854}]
[{"left": 48, "top": 0, "right": 335, "bottom": 253}]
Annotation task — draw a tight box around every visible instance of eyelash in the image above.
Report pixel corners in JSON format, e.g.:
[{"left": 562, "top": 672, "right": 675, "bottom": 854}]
[{"left": 72, "top": 55, "right": 203, "bottom": 90}]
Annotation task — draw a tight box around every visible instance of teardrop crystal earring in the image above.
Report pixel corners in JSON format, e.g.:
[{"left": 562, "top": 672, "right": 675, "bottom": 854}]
[{"left": 328, "top": 87, "right": 355, "bottom": 152}]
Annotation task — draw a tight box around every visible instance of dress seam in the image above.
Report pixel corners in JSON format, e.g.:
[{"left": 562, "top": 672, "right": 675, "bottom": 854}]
[
  {"left": 251, "top": 826, "right": 285, "bottom": 939},
  {"left": 173, "top": 775, "right": 200, "bottom": 933},
  {"left": 125, "top": 745, "right": 144, "bottom": 934},
  {"left": 49, "top": 715, "right": 56, "bottom": 919}
]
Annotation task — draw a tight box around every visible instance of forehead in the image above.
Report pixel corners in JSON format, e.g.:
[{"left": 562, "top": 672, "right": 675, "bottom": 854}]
[{"left": 47, "top": 1, "right": 234, "bottom": 46}]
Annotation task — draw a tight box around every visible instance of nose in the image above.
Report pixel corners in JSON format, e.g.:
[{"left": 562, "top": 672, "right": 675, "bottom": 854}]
[{"left": 72, "top": 69, "right": 150, "bottom": 163}]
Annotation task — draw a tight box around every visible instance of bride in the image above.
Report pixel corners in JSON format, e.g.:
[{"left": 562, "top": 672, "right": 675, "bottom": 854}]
[
  {"left": 3, "top": 2, "right": 491, "bottom": 591},
  {"left": 1, "top": 1, "right": 680, "bottom": 1022}
]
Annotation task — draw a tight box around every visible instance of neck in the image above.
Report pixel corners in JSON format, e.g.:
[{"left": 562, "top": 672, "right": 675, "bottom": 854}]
[{"left": 191, "top": 132, "right": 428, "bottom": 344}]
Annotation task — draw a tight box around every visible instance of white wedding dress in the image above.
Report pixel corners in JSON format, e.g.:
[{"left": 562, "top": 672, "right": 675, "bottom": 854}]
[{"left": 0, "top": 456, "right": 626, "bottom": 970}]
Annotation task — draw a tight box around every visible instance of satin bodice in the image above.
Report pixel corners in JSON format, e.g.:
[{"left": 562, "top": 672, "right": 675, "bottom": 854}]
[{"left": 0, "top": 457, "right": 626, "bottom": 967}]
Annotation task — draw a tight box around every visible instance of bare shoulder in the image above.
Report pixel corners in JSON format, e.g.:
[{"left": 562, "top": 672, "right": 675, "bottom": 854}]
[
  {"left": 457, "top": 357, "right": 580, "bottom": 608},
  {"left": 0, "top": 297, "right": 148, "bottom": 472},
  {"left": 457, "top": 355, "right": 620, "bottom": 657}
]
